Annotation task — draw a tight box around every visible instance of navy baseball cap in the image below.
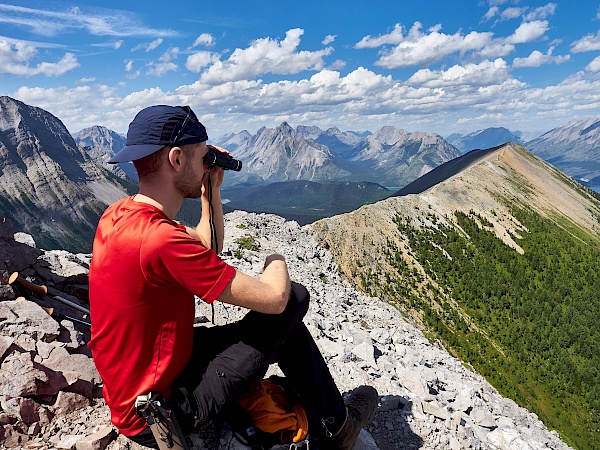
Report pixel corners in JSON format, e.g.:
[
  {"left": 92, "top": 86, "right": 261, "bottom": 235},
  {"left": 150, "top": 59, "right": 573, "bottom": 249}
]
[{"left": 109, "top": 105, "right": 208, "bottom": 163}]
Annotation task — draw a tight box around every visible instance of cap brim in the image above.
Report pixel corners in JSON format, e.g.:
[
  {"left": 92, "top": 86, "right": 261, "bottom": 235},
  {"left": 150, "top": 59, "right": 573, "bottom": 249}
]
[{"left": 108, "top": 144, "right": 165, "bottom": 163}]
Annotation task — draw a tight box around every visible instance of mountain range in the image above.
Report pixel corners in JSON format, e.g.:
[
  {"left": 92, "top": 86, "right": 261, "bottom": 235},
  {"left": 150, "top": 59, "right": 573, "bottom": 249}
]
[
  {"left": 1, "top": 95, "right": 598, "bottom": 251},
  {"left": 526, "top": 118, "right": 600, "bottom": 186},
  {"left": 213, "top": 123, "right": 461, "bottom": 188}
]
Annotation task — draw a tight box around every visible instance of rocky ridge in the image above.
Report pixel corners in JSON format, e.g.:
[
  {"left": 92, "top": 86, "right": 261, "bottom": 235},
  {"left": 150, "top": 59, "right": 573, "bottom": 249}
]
[{"left": 0, "top": 207, "right": 571, "bottom": 450}]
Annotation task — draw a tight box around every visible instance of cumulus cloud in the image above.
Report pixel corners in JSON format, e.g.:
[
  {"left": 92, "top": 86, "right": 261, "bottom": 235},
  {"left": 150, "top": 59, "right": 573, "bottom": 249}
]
[
  {"left": 132, "top": 38, "right": 163, "bottom": 52},
  {"left": 190, "top": 33, "right": 215, "bottom": 49},
  {"left": 505, "top": 21, "right": 549, "bottom": 44},
  {"left": 493, "top": 3, "right": 557, "bottom": 22},
  {"left": 524, "top": 3, "right": 557, "bottom": 21},
  {"left": 322, "top": 35, "right": 336, "bottom": 45},
  {"left": 367, "top": 22, "right": 494, "bottom": 68},
  {"left": 10, "top": 61, "right": 600, "bottom": 138},
  {"left": 199, "top": 28, "right": 333, "bottom": 84},
  {"left": 0, "top": 3, "right": 177, "bottom": 38},
  {"left": 586, "top": 56, "right": 600, "bottom": 72},
  {"left": 0, "top": 38, "right": 79, "bottom": 76},
  {"left": 482, "top": 6, "right": 499, "bottom": 22},
  {"left": 571, "top": 31, "right": 600, "bottom": 52},
  {"left": 354, "top": 23, "right": 405, "bottom": 48},
  {"left": 328, "top": 59, "right": 346, "bottom": 70},
  {"left": 114, "top": 40, "right": 123, "bottom": 49},
  {"left": 512, "top": 46, "right": 569, "bottom": 68},
  {"left": 501, "top": 7, "right": 525, "bottom": 20},
  {"left": 147, "top": 62, "right": 177, "bottom": 77},
  {"left": 146, "top": 47, "right": 179, "bottom": 76},
  {"left": 407, "top": 59, "right": 511, "bottom": 88},
  {"left": 185, "top": 51, "right": 220, "bottom": 73}
]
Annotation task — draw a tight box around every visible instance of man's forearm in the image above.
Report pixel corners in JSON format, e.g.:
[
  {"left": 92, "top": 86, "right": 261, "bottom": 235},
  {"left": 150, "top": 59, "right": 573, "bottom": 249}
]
[{"left": 259, "top": 255, "right": 291, "bottom": 303}]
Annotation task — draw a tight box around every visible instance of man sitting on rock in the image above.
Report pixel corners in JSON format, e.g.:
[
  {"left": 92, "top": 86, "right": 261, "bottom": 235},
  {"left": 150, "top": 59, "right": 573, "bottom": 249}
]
[{"left": 88, "top": 105, "right": 378, "bottom": 449}]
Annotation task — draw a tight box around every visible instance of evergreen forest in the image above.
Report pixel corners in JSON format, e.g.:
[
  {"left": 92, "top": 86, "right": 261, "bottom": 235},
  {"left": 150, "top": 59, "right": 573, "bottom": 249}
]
[{"left": 362, "top": 208, "right": 600, "bottom": 450}]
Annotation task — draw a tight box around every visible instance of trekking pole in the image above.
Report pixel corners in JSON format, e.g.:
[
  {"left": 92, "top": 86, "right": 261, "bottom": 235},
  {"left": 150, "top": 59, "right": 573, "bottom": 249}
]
[
  {"left": 9, "top": 272, "right": 91, "bottom": 315},
  {"left": 14, "top": 294, "right": 91, "bottom": 327}
]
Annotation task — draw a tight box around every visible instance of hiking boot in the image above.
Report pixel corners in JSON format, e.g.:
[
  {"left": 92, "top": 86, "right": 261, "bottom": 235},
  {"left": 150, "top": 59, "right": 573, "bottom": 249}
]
[{"left": 327, "top": 385, "right": 378, "bottom": 450}]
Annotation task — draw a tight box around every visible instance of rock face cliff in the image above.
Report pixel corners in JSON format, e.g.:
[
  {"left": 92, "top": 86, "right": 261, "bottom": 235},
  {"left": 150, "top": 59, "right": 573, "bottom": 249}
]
[
  {"left": 0, "top": 209, "right": 571, "bottom": 450},
  {"left": 0, "top": 97, "right": 129, "bottom": 252}
]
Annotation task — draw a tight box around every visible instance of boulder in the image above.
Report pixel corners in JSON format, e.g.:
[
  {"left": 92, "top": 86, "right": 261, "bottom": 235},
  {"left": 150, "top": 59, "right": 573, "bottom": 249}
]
[{"left": 0, "top": 300, "right": 61, "bottom": 343}]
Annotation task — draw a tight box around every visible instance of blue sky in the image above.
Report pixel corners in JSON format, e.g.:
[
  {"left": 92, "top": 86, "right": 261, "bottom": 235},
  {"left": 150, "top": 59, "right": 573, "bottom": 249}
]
[{"left": 1, "top": 0, "right": 599, "bottom": 139}]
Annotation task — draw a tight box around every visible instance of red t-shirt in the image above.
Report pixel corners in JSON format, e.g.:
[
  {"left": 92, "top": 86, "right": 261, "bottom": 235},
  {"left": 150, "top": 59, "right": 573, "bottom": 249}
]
[{"left": 88, "top": 197, "right": 235, "bottom": 436}]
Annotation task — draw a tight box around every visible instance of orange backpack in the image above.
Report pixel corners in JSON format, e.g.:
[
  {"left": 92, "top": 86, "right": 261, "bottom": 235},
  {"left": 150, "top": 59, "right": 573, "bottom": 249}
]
[{"left": 238, "top": 379, "right": 309, "bottom": 445}]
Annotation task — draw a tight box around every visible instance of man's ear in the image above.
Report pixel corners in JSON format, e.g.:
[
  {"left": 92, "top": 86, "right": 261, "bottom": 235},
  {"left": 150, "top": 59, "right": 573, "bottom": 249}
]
[{"left": 168, "top": 147, "right": 183, "bottom": 170}]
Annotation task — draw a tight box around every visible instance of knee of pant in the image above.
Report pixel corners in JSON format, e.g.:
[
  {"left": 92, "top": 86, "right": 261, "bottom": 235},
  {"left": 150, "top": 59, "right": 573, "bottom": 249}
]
[
  {"left": 290, "top": 282, "right": 310, "bottom": 315},
  {"left": 212, "top": 342, "right": 268, "bottom": 388}
]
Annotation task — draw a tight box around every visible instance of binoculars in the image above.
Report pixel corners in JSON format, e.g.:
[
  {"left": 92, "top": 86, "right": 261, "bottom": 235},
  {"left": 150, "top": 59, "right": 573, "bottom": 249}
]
[{"left": 204, "top": 150, "right": 242, "bottom": 171}]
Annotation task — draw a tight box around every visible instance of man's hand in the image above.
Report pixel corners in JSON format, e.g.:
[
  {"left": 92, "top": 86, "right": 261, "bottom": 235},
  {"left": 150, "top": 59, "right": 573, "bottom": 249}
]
[{"left": 202, "top": 145, "right": 229, "bottom": 195}]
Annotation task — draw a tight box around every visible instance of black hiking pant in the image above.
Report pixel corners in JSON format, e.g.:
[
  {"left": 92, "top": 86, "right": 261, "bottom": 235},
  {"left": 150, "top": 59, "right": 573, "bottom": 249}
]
[{"left": 130, "top": 282, "right": 346, "bottom": 447}]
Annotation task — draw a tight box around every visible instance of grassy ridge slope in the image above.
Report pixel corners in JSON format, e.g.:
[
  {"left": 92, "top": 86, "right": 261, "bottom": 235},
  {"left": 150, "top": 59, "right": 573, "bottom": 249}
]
[{"left": 310, "top": 144, "right": 600, "bottom": 450}]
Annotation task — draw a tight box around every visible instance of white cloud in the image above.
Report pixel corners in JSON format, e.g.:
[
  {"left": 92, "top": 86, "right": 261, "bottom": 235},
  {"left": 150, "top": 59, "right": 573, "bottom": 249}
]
[
  {"left": 512, "top": 46, "right": 569, "bottom": 68},
  {"left": 159, "top": 47, "right": 179, "bottom": 62},
  {"left": 185, "top": 51, "right": 220, "bottom": 73},
  {"left": 75, "top": 77, "right": 96, "bottom": 84},
  {"left": 482, "top": 6, "right": 499, "bottom": 22},
  {"left": 407, "top": 59, "right": 511, "bottom": 88},
  {"left": 571, "top": 31, "right": 600, "bottom": 52},
  {"left": 199, "top": 28, "right": 333, "bottom": 84},
  {"left": 144, "top": 47, "right": 179, "bottom": 76},
  {"left": 505, "top": 21, "right": 549, "bottom": 44},
  {"left": 10, "top": 62, "right": 600, "bottom": 138},
  {"left": 501, "top": 7, "right": 525, "bottom": 20},
  {"left": 586, "top": 56, "right": 600, "bottom": 72},
  {"left": 124, "top": 60, "right": 134, "bottom": 71},
  {"left": 0, "top": 3, "right": 178, "bottom": 38},
  {"left": 495, "top": 3, "right": 557, "bottom": 22},
  {"left": 322, "top": 35, "right": 336, "bottom": 45},
  {"left": 0, "top": 38, "right": 79, "bottom": 76},
  {"left": 114, "top": 40, "right": 123, "bottom": 49},
  {"left": 190, "top": 33, "right": 215, "bottom": 49},
  {"left": 354, "top": 23, "right": 405, "bottom": 48},
  {"left": 146, "top": 62, "right": 177, "bottom": 77},
  {"left": 457, "top": 113, "right": 505, "bottom": 124},
  {"left": 524, "top": 3, "right": 557, "bottom": 21},
  {"left": 371, "top": 22, "right": 494, "bottom": 68},
  {"left": 132, "top": 38, "right": 163, "bottom": 52},
  {"left": 328, "top": 59, "right": 346, "bottom": 70}
]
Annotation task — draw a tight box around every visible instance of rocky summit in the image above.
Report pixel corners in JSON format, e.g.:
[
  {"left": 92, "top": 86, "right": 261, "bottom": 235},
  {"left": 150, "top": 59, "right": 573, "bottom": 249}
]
[{"left": 0, "top": 209, "right": 570, "bottom": 450}]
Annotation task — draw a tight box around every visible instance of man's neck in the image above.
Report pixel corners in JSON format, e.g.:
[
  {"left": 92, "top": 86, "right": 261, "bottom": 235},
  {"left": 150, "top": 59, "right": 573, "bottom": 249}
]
[{"left": 133, "top": 191, "right": 182, "bottom": 220}]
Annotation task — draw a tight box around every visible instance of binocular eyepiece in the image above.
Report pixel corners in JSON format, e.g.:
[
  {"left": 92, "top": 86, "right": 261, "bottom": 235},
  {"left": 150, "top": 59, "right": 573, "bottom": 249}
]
[{"left": 204, "top": 150, "right": 242, "bottom": 171}]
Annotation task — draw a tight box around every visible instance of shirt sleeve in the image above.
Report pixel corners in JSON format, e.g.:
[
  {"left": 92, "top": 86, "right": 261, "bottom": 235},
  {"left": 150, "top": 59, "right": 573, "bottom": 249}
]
[{"left": 140, "top": 221, "right": 235, "bottom": 303}]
